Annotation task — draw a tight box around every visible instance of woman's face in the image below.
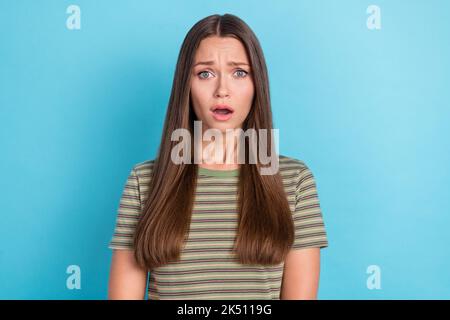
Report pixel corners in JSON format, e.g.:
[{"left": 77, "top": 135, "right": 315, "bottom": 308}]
[{"left": 190, "top": 36, "right": 254, "bottom": 134}]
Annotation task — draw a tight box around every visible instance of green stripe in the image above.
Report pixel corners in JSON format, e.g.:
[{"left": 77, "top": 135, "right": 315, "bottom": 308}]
[{"left": 198, "top": 166, "right": 240, "bottom": 177}]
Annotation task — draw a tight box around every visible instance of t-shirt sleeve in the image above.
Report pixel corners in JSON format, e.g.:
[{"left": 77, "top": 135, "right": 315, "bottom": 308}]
[
  {"left": 108, "top": 166, "right": 142, "bottom": 250},
  {"left": 291, "top": 162, "right": 329, "bottom": 250}
]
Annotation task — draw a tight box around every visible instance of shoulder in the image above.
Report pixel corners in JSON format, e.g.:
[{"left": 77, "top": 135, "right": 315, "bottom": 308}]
[
  {"left": 279, "top": 154, "right": 323, "bottom": 205},
  {"left": 278, "top": 154, "right": 311, "bottom": 176},
  {"left": 278, "top": 154, "right": 319, "bottom": 191},
  {"left": 131, "top": 158, "right": 156, "bottom": 179}
]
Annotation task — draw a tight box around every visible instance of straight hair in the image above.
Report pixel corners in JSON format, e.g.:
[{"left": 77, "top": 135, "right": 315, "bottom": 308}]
[{"left": 133, "top": 13, "right": 295, "bottom": 269}]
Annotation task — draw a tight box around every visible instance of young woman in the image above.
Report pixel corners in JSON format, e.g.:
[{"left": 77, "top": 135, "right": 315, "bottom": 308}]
[{"left": 108, "top": 13, "right": 328, "bottom": 300}]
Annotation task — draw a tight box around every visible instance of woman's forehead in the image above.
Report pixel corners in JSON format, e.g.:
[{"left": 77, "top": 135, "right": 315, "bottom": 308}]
[{"left": 194, "top": 36, "right": 249, "bottom": 63}]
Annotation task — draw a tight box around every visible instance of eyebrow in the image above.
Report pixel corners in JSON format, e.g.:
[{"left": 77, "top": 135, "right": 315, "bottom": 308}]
[{"left": 193, "top": 60, "right": 250, "bottom": 67}]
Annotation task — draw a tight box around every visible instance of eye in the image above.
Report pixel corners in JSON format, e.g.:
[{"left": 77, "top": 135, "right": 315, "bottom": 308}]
[
  {"left": 197, "top": 70, "right": 213, "bottom": 79},
  {"left": 196, "top": 69, "right": 249, "bottom": 80},
  {"left": 234, "top": 69, "right": 248, "bottom": 78}
]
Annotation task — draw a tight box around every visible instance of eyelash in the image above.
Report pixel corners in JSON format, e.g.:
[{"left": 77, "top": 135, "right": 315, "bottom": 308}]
[{"left": 197, "top": 69, "right": 249, "bottom": 79}]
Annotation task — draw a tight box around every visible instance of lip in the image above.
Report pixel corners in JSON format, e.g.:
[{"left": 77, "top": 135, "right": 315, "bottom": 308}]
[
  {"left": 210, "top": 104, "right": 234, "bottom": 121},
  {"left": 211, "top": 104, "right": 234, "bottom": 113}
]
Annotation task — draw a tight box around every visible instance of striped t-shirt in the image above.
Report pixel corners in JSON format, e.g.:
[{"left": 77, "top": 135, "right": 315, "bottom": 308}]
[{"left": 108, "top": 155, "right": 329, "bottom": 299}]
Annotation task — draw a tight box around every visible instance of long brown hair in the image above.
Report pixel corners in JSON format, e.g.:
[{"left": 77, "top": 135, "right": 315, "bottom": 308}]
[{"left": 133, "top": 13, "right": 295, "bottom": 269}]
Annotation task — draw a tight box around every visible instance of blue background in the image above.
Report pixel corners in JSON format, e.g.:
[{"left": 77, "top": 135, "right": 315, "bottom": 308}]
[{"left": 1, "top": 0, "right": 449, "bottom": 299}]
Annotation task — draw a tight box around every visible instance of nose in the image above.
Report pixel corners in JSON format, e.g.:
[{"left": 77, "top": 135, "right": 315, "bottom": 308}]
[{"left": 214, "top": 74, "right": 230, "bottom": 98}]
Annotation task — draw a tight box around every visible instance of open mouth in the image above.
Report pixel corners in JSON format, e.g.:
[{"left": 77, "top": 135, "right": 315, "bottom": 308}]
[
  {"left": 213, "top": 109, "right": 233, "bottom": 114},
  {"left": 212, "top": 105, "right": 234, "bottom": 115}
]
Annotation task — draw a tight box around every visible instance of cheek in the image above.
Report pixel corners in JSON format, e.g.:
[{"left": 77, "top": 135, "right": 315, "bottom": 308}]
[
  {"left": 190, "top": 81, "right": 200, "bottom": 102},
  {"left": 191, "top": 80, "right": 213, "bottom": 105},
  {"left": 190, "top": 82, "right": 205, "bottom": 111},
  {"left": 235, "top": 81, "right": 254, "bottom": 106}
]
